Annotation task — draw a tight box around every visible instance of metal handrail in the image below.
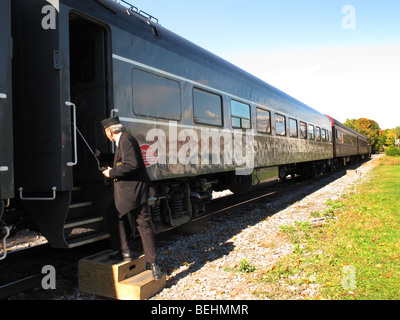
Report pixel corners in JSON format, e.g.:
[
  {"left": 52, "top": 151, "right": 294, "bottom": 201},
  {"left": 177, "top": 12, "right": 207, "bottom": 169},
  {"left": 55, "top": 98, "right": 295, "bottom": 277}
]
[
  {"left": 120, "top": 0, "right": 138, "bottom": 15},
  {"left": 110, "top": 108, "right": 119, "bottom": 153},
  {"left": 19, "top": 186, "right": 57, "bottom": 201},
  {"left": 66, "top": 101, "right": 78, "bottom": 167},
  {"left": 0, "top": 167, "right": 10, "bottom": 209},
  {"left": 116, "top": 0, "right": 159, "bottom": 24},
  {"left": 139, "top": 10, "right": 159, "bottom": 24},
  {"left": 0, "top": 226, "right": 10, "bottom": 261}
]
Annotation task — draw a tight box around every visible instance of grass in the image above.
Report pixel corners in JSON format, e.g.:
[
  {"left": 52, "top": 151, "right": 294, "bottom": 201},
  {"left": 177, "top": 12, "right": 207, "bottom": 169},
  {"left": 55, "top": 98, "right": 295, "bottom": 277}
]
[
  {"left": 253, "top": 156, "right": 400, "bottom": 300},
  {"left": 224, "top": 258, "right": 257, "bottom": 273}
]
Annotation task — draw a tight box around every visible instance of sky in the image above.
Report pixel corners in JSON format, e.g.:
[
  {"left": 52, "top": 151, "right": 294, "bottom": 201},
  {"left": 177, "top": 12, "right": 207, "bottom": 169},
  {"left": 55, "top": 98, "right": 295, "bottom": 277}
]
[{"left": 130, "top": 0, "right": 400, "bottom": 130}]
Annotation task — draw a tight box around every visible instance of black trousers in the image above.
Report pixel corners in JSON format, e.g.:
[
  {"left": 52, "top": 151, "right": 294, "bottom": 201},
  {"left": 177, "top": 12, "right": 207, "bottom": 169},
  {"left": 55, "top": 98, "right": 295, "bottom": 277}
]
[{"left": 106, "top": 201, "right": 157, "bottom": 264}]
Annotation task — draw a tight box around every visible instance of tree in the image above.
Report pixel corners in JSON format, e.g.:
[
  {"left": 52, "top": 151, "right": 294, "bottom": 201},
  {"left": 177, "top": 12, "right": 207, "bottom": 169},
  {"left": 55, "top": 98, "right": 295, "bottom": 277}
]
[
  {"left": 382, "top": 127, "right": 400, "bottom": 149},
  {"left": 384, "top": 129, "right": 396, "bottom": 148},
  {"left": 380, "top": 129, "right": 389, "bottom": 148},
  {"left": 344, "top": 118, "right": 381, "bottom": 153}
]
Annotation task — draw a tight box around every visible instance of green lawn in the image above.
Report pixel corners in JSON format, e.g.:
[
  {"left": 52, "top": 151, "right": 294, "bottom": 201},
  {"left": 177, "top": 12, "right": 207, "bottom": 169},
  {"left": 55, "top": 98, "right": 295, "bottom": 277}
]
[{"left": 255, "top": 156, "right": 400, "bottom": 300}]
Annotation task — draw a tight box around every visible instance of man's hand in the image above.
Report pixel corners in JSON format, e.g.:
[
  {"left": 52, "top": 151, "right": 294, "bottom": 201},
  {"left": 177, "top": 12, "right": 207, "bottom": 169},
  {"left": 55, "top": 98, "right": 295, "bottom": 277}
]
[{"left": 102, "top": 166, "right": 112, "bottom": 178}]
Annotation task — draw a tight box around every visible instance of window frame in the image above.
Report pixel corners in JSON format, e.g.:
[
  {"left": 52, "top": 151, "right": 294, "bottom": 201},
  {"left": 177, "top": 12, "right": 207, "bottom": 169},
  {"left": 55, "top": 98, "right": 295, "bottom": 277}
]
[
  {"left": 308, "top": 124, "right": 315, "bottom": 140},
  {"left": 256, "top": 107, "right": 271, "bottom": 134},
  {"left": 321, "top": 128, "right": 326, "bottom": 142},
  {"left": 289, "top": 118, "right": 298, "bottom": 138},
  {"left": 231, "top": 100, "right": 251, "bottom": 129},
  {"left": 193, "top": 87, "right": 223, "bottom": 127},
  {"left": 315, "top": 126, "right": 321, "bottom": 141},
  {"left": 131, "top": 68, "right": 181, "bottom": 121},
  {"left": 299, "top": 121, "right": 307, "bottom": 139},
  {"left": 275, "top": 113, "right": 286, "bottom": 136}
]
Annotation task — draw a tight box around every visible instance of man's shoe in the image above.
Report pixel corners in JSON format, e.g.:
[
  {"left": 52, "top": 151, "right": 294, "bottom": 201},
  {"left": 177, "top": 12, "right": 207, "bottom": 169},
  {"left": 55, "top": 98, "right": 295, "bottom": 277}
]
[
  {"left": 147, "top": 262, "right": 162, "bottom": 280},
  {"left": 109, "top": 251, "right": 133, "bottom": 262}
]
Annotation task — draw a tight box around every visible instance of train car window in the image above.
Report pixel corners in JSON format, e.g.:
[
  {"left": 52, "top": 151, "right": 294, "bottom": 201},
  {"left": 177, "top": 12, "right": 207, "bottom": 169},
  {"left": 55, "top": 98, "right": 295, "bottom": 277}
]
[
  {"left": 345, "top": 134, "right": 356, "bottom": 145},
  {"left": 344, "top": 133, "right": 349, "bottom": 144},
  {"left": 289, "top": 118, "right": 298, "bottom": 137},
  {"left": 308, "top": 124, "right": 315, "bottom": 140},
  {"left": 336, "top": 130, "right": 343, "bottom": 143},
  {"left": 299, "top": 121, "right": 307, "bottom": 139},
  {"left": 231, "top": 117, "right": 240, "bottom": 128},
  {"left": 193, "top": 88, "right": 223, "bottom": 126},
  {"left": 231, "top": 100, "right": 251, "bottom": 129},
  {"left": 256, "top": 108, "right": 271, "bottom": 133},
  {"left": 132, "top": 68, "right": 181, "bottom": 120},
  {"left": 241, "top": 118, "right": 251, "bottom": 129},
  {"left": 316, "top": 127, "right": 321, "bottom": 141},
  {"left": 275, "top": 114, "right": 286, "bottom": 136},
  {"left": 321, "top": 128, "right": 326, "bottom": 142}
]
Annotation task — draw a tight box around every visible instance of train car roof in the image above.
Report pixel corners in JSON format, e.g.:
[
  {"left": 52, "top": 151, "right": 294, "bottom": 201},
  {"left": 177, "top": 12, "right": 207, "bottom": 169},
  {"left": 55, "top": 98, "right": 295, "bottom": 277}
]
[{"left": 67, "top": 0, "right": 330, "bottom": 124}]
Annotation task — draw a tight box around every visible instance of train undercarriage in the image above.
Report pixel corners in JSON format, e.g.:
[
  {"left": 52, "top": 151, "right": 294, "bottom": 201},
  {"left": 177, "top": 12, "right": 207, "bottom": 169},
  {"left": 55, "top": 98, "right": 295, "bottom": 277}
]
[{"left": 0, "top": 152, "right": 371, "bottom": 255}]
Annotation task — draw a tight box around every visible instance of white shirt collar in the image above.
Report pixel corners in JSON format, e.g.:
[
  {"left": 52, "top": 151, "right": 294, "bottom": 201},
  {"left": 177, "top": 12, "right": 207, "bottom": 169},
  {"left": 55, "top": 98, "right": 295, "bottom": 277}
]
[{"left": 115, "top": 133, "right": 122, "bottom": 147}]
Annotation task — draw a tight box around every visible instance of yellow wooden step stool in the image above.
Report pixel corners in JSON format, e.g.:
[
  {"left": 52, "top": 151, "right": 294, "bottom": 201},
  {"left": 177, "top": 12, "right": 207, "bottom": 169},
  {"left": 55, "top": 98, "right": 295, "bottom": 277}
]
[{"left": 78, "top": 250, "right": 166, "bottom": 300}]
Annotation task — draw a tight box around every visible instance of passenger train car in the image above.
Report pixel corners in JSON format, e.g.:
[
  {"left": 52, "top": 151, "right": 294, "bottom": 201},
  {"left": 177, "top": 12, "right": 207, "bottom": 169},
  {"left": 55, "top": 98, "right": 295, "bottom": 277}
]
[
  {"left": 0, "top": 0, "right": 370, "bottom": 252},
  {"left": 327, "top": 116, "right": 371, "bottom": 167}
]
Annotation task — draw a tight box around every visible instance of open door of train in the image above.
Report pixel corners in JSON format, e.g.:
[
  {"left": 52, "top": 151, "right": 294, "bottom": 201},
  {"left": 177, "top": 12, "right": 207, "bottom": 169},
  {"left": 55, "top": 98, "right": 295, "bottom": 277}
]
[{"left": 69, "top": 12, "right": 112, "bottom": 184}]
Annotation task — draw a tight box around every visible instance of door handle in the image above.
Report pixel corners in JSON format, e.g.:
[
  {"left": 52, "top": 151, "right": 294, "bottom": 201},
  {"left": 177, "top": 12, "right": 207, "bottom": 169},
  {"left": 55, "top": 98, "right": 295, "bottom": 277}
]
[{"left": 66, "top": 101, "right": 77, "bottom": 166}]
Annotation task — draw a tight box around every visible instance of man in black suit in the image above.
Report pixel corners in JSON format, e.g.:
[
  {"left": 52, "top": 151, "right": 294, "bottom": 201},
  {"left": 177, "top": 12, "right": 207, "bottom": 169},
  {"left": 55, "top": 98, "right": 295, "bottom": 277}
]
[{"left": 100, "top": 116, "right": 161, "bottom": 280}]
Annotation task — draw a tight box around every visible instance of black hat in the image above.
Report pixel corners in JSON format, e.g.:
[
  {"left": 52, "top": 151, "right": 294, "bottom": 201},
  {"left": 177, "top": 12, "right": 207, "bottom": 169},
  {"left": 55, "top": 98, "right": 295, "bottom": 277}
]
[{"left": 101, "top": 116, "right": 120, "bottom": 129}]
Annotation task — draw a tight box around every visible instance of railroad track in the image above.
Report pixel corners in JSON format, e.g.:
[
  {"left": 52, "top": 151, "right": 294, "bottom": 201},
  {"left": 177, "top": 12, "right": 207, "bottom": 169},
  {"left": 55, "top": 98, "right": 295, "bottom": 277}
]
[
  {"left": 0, "top": 240, "right": 111, "bottom": 300},
  {"left": 203, "top": 177, "right": 308, "bottom": 220}
]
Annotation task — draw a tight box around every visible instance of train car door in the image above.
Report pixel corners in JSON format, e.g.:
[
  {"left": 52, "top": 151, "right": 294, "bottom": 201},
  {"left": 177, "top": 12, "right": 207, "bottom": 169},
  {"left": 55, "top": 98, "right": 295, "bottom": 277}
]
[
  {"left": 0, "top": 0, "right": 14, "bottom": 202},
  {"left": 69, "top": 13, "right": 111, "bottom": 184},
  {"left": 11, "top": 1, "right": 113, "bottom": 248}
]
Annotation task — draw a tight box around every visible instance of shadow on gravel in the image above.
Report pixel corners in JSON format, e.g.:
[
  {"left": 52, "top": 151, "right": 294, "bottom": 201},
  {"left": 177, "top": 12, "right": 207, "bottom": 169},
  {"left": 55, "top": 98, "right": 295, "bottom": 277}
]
[{"left": 153, "top": 159, "right": 372, "bottom": 286}]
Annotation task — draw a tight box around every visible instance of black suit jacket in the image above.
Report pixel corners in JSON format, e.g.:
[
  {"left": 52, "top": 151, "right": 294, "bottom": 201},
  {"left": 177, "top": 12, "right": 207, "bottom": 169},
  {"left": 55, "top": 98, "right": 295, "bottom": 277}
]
[{"left": 108, "top": 132, "right": 153, "bottom": 214}]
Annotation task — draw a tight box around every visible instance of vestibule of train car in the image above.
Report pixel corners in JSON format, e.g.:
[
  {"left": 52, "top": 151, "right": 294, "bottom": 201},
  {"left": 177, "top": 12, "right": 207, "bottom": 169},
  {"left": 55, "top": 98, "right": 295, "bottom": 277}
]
[{"left": 68, "top": 13, "right": 111, "bottom": 184}]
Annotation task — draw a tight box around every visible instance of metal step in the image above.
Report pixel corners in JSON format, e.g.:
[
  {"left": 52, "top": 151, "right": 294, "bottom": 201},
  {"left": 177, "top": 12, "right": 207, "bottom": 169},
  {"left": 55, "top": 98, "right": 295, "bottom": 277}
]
[
  {"left": 63, "top": 184, "right": 112, "bottom": 248},
  {"left": 69, "top": 201, "right": 93, "bottom": 209},
  {"left": 64, "top": 215, "right": 106, "bottom": 244},
  {"left": 67, "top": 200, "right": 94, "bottom": 221},
  {"left": 67, "top": 231, "right": 109, "bottom": 248},
  {"left": 64, "top": 216, "right": 103, "bottom": 229}
]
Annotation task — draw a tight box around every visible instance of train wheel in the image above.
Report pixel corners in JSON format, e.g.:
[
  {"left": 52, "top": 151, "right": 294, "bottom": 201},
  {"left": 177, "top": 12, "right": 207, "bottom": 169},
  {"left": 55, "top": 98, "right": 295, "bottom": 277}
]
[{"left": 279, "top": 166, "right": 288, "bottom": 181}]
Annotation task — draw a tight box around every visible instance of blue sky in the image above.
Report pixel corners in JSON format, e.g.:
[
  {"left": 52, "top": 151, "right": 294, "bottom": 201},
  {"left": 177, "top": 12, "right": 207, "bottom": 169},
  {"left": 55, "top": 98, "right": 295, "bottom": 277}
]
[{"left": 130, "top": 1, "right": 400, "bottom": 129}]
